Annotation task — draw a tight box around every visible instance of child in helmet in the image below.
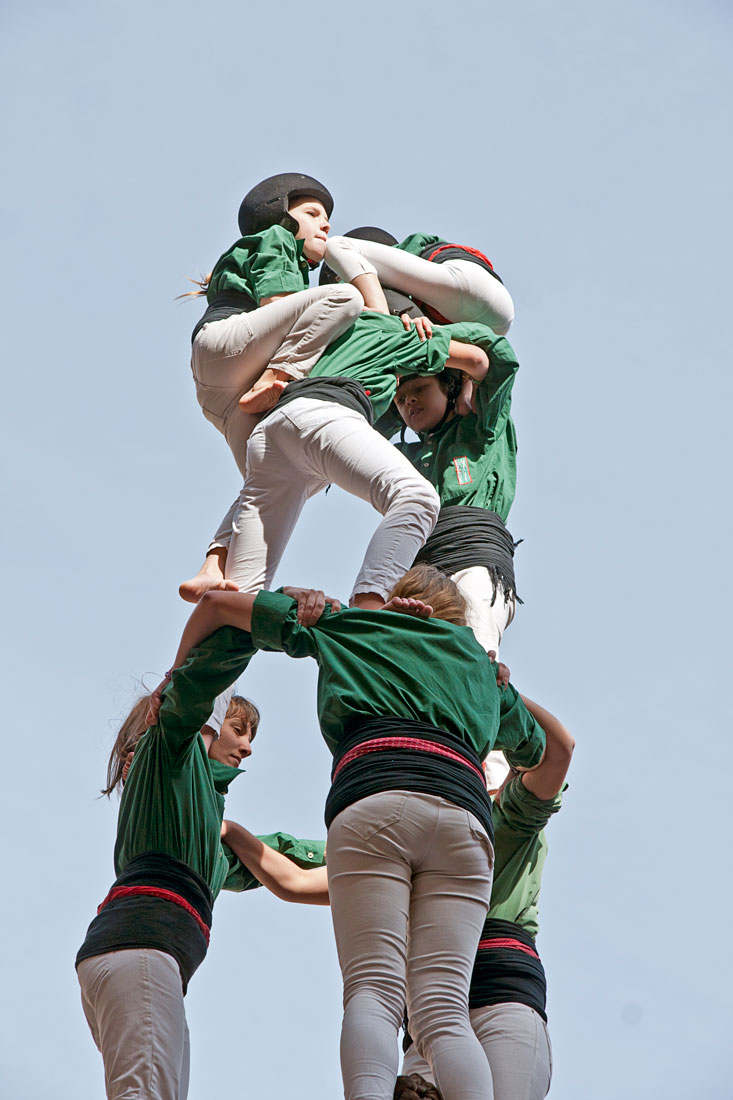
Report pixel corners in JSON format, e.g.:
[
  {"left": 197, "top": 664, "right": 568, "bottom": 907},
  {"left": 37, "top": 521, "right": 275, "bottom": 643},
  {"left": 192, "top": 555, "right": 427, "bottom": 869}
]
[
  {"left": 324, "top": 226, "right": 515, "bottom": 335},
  {"left": 187, "top": 173, "right": 390, "bottom": 479}
]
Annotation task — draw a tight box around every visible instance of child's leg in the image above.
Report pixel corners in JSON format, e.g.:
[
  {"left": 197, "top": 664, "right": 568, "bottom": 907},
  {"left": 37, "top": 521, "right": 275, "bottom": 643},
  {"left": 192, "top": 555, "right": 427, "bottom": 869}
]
[
  {"left": 247, "top": 398, "right": 440, "bottom": 604},
  {"left": 77, "top": 948, "right": 189, "bottom": 1100},
  {"left": 192, "top": 283, "right": 363, "bottom": 450},
  {"left": 450, "top": 566, "right": 516, "bottom": 658},
  {"left": 326, "top": 236, "right": 514, "bottom": 334}
]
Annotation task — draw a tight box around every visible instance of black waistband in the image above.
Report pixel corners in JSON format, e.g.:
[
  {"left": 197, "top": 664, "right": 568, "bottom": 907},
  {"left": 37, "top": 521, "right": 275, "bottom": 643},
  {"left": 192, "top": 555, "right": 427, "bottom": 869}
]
[
  {"left": 75, "top": 853, "right": 214, "bottom": 994},
  {"left": 325, "top": 717, "right": 493, "bottom": 842},
  {"left": 414, "top": 506, "right": 519, "bottom": 601},
  {"left": 191, "top": 289, "right": 257, "bottom": 343},
  {"left": 470, "top": 917, "right": 547, "bottom": 1020},
  {"left": 261, "top": 376, "right": 374, "bottom": 425},
  {"left": 419, "top": 242, "right": 504, "bottom": 285}
]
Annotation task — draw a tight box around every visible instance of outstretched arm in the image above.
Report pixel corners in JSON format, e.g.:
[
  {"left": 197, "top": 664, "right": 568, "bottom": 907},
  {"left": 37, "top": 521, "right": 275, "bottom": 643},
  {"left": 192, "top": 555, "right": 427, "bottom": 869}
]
[
  {"left": 517, "top": 696, "right": 574, "bottom": 800},
  {"left": 221, "top": 821, "right": 329, "bottom": 905}
]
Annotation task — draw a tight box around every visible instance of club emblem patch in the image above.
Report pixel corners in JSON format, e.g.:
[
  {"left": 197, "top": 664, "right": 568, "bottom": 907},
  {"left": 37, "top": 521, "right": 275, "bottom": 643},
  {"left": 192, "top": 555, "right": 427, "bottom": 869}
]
[{"left": 453, "top": 457, "right": 472, "bottom": 485}]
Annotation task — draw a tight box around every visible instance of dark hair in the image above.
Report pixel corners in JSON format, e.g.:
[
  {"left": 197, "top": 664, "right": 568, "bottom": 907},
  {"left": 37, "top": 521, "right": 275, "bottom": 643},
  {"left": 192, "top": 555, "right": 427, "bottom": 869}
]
[{"left": 394, "top": 1074, "right": 443, "bottom": 1100}]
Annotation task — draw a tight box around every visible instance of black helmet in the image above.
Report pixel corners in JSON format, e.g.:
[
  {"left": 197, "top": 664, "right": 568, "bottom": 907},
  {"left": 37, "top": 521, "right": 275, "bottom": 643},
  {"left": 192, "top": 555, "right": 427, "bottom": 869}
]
[
  {"left": 238, "top": 173, "right": 334, "bottom": 237},
  {"left": 318, "top": 225, "right": 421, "bottom": 318}
]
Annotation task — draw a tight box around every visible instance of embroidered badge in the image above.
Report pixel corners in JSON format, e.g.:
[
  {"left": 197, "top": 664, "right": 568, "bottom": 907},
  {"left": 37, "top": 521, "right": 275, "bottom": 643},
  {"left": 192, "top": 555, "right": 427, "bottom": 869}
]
[{"left": 453, "top": 457, "right": 472, "bottom": 485}]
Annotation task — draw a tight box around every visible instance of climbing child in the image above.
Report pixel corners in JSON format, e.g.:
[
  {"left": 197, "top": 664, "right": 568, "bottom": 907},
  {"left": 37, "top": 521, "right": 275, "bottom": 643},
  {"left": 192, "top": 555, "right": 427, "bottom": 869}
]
[
  {"left": 187, "top": 173, "right": 389, "bottom": 480},
  {"left": 324, "top": 225, "right": 515, "bottom": 335},
  {"left": 180, "top": 310, "right": 498, "bottom": 610}
]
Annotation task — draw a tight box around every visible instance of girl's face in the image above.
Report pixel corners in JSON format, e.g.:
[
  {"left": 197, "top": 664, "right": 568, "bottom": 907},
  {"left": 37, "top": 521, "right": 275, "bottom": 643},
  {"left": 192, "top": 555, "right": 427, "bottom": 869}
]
[
  {"left": 288, "top": 196, "right": 330, "bottom": 262},
  {"left": 395, "top": 376, "right": 449, "bottom": 433},
  {"left": 208, "top": 715, "right": 254, "bottom": 768}
]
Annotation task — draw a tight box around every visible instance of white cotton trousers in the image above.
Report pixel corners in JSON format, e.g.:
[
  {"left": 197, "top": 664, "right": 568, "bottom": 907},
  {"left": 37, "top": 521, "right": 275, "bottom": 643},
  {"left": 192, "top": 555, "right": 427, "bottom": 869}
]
[
  {"left": 327, "top": 791, "right": 494, "bottom": 1100},
  {"left": 325, "top": 237, "right": 514, "bottom": 335},
  {"left": 402, "top": 1001, "right": 552, "bottom": 1100},
  {"left": 191, "top": 283, "right": 363, "bottom": 477},
  {"left": 77, "top": 948, "right": 190, "bottom": 1100},
  {"left": 451, "top": 565, "right": 516, "bottom": 659},
  {"left": 223, "top": 398, "right": 440, "bottom": 602}
]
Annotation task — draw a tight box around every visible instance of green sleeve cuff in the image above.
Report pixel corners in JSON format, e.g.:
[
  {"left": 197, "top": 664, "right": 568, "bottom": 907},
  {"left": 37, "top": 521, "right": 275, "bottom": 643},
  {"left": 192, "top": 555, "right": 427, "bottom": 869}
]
[
  {"left": 250, "top": 590, "right": 297, "bottom": 652},
  {"left": 500, "top": 776, "right": 564, "bottom": 833},
  {"left": 256, "top": 832, "right": 327, "bottom": 867},
  {"left": 496, "top": 683, "right": 546, "bottom": 769}
]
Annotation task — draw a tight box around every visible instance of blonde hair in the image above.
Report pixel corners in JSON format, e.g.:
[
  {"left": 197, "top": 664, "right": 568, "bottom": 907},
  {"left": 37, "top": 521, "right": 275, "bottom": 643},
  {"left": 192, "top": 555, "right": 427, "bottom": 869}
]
[
  {"left": 176, "top": 272, "right": 212, "bottom": 301},
  {"left": 388, "top": 564, "right": 467, "bottom": 626},
  {"left": 103, "top": 692, "right": 261, "bottom": 797}
]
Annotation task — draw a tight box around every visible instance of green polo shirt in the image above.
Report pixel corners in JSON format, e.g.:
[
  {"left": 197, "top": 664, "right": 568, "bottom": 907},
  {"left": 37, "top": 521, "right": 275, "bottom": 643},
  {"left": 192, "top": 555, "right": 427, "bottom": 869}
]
[
  {"left": 488, "top": 776, "right": 564, "bottom": 937},
  {"left": 250, "top": 591, "right": 544, "bottom": 767},
  {"left": 393, "top": 328, "right": 518, "bottom": 521},
  {"left": 207, "top": 224, "right": 310, "bottom": 304},
  {"left": 115, "top": 626, "right": 324, "bottom": 900}
]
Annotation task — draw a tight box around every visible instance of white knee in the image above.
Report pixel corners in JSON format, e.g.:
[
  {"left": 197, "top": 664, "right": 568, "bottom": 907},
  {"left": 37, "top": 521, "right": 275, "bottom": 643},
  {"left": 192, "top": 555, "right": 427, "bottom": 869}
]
[
  {"left": 327, "top": 281, "right": 364, "bottom": 321},
  {"left": 325, "top": 236, "right": 378, "bottom": 282}
]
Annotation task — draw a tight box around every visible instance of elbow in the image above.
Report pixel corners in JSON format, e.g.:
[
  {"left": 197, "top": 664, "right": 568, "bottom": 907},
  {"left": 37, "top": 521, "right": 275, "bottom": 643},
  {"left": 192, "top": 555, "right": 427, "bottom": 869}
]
[{"left": 457, "top": 343, "right": 489, "bottom": 381}]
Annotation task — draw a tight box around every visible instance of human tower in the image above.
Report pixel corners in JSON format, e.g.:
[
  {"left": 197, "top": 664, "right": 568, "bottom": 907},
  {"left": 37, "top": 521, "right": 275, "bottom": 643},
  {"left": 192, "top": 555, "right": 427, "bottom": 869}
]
[{"left": 76, "top": 173, "right": 574, "bottom": 1100}]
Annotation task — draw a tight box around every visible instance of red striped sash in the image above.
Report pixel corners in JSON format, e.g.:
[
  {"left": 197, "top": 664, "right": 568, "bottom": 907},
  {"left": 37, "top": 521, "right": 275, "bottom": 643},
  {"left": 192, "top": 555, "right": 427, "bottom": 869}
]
[
  {"left": 97, "top": 885, "right": 211, "bottom": 944},
  {"left": 332, "top": 735, "right": 486, "bottom": 782},
  {"left": 477, "top": 936, "right": 539, "bottom": 958}
]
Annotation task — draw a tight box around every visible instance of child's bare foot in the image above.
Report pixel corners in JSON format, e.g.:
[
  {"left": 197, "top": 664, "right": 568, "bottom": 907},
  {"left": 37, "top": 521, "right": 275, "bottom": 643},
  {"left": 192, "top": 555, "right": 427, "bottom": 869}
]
[
  {"left": 179, "top": 574, "right": 239, "bottom": 604},
  {"left": 238, "top": 369, "right": 290, "bottom": 413},
  {"left": 380, "top": 596, "right": 434, "bottom": 618}
]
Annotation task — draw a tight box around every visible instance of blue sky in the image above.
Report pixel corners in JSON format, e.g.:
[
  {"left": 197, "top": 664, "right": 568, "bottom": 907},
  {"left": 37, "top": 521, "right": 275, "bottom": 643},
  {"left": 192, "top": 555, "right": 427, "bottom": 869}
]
[{"left": 2, "top": 1, "right": 732, "bottom": 1097}]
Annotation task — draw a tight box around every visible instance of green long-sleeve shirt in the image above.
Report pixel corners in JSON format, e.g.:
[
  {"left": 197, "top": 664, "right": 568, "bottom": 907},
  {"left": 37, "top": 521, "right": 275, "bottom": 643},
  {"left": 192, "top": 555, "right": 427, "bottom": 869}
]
[
  {"left": 115, "top": 626, "right": 324, "bottom": 900},
  {"left": 387, "top": 326, "right": 519, "bottom": 520},
  {"left": 207, "top": 224, "right": 310, "bottom": 304},
  {"left": 250, "top": 591, "right": 544, "bottom": 767},
  {"left": 488, "top": 776, "right": 564, "bottom": 938},
  {"left": 309, "top": 312, "right": 453, "bottom": 420}
]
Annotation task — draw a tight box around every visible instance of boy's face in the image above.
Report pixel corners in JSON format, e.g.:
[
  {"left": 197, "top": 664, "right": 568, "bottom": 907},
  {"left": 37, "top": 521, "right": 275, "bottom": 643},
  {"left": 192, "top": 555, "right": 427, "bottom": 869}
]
[
  {"left": 395, "top": 376, "right": 448, "bottom": 433},
  {"left": 289, "top": 196, "right": 330, "bottom": 262},
  {"left": 208, "top": 716, "right": 254, "bottom": 768}
]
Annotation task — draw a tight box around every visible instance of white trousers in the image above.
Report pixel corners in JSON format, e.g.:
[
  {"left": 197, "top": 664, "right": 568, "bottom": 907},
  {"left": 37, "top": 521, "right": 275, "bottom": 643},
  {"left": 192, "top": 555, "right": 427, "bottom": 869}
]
[
  {"left": 325, "top": 237, "right": 514, "bottom": 335},
  {"left": 77, "top": 948, "right": 190, "bottom": 1100},
  {"left": 223, "top": 398, "right": 440, "bottom": 602},
  {"left": 402, "top": 1002, "right": 552, "bottom": 1100},
  {"left": 327, "top": 792, "right": 494, "bottom": 1100},
  {"left": 191, "top": 283, "right": 363, "bottom": 477},
  {"left": 451, "top": 565, "right": 516, "bottom": 659}
]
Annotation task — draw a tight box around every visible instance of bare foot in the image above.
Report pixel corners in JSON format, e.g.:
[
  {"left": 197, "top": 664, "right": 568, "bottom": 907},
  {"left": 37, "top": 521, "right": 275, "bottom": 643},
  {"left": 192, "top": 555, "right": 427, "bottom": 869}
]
[
  {"left": 238, "top": 378, "right": 288, "bottom": 413},
  {"left": 179, "top": 575, "right": 239, "bottom": 604}
]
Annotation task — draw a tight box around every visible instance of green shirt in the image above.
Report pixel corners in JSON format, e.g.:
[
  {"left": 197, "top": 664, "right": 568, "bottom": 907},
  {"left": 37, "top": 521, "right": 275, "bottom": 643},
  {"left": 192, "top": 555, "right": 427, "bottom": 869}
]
[
  {"left": 395, "top": 232, "right": 445, "bottom": 257},
  {"left": 308, "top": 312, "right": 451, "bottom": 420},
  {"left": 115, "top": 626, "right": 324, "bottom": 900},
  {"left": 207, "top": 224, "right": 309, "bottom": 304},
  {"left": 488, "top": 776, "right": 564, "bottom": 938},
  {"left": 389, "top": 327, "right": 519, "bottom": 521},
  {"left": 250, "top": 591, "right": 545, "bottom": 767}
]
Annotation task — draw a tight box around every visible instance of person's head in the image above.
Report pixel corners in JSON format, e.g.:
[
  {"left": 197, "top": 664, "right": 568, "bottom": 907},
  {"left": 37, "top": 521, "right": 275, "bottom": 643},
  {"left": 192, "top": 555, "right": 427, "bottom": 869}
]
[
  {"left": 287, "top": 196, "right": 330, "bottom": 263},
  {"left": 237, "top": 172, "right": 334, "bottom": 246},
  {"left": 394, "top": 370, "right": 463, "bottom": 434},
  {"left": 103, "top": 692, "right": 261, "bottom": 796},
  {"left": 388, "top": 564, "right": 467, "bottom": 626},
  {"left": 207, "top": 695, "right": 260, "bottom": 767},
  {"left": 393, "top": 1074, "right": 443, "bottom": 1100}
]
